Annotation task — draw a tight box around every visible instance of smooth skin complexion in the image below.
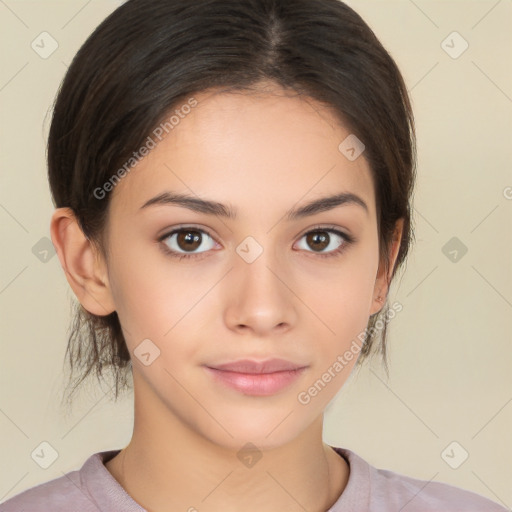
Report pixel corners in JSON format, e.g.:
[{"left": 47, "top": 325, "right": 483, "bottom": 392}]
[{"left": 50, "top": 83, "right": 403, "bottom": 512}]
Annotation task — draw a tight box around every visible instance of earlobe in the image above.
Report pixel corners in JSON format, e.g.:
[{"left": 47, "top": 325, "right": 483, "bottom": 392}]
[
  {"left": 370, "top": 218, "right": 404, "bottom": 316},
  {"left": 50, "top": 207, "right": 116, "bottom": 316}
]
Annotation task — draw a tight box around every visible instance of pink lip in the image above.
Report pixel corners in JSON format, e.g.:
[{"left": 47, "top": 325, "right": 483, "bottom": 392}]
[
  {"left": 204, "top": 358, "right": 308, "bottom": 396},
  {"left": 208, "top": 358, "right": 305, "bottom": 373}
]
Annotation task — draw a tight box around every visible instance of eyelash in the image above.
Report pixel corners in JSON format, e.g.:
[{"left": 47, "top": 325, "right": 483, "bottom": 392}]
[{"left": 158, "top": 225, "right": 356, "bottom": 261}]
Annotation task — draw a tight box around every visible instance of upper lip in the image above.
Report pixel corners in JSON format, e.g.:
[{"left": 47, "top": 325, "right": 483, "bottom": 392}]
[{"left": 205, "top": 358, "right": 307, "bottom": 374}]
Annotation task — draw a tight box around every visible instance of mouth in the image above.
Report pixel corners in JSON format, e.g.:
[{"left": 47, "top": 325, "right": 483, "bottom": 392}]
[
  {"left": 204, "top": 358, "right": 308, "bottom": 396},
  {"left": 206, "top": 358, "right": 307, "bottom": 373}
]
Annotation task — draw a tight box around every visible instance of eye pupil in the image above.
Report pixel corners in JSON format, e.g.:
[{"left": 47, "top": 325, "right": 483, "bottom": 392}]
[
  {"left": 307, "top": 231, "right": 329, "bottom": 251},
  {"left": 177, "top": 230, "right": 201, "bottom": 251}
]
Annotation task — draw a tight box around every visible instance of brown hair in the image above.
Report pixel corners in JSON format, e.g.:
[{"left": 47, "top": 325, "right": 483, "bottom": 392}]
[{"left": 48, "top": 0, "right": 416, "bottom": 408}]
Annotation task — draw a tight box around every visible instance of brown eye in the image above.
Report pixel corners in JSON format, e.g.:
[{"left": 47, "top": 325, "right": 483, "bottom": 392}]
[
  {"left": 305, "top": 231, "right": 330, "bottom": 252},
  {"left": 176, "top": 230, "right": 202, "bottom": 251},
  {"left": 295, "top": 227, "right": 353, "bottom": 258},
  {"left": 161, "top": 227, "right": 217, "bottom": 259}
]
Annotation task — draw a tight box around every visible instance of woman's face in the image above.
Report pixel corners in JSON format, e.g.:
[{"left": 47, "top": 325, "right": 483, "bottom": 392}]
[{"left": 101, "top": 86, "right": 388, "bottom": 449}]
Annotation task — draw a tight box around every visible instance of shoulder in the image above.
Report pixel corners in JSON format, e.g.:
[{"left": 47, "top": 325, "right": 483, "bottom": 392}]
[
  {"left": 331, "top": 446, "right": 508, "bottom": 512},
  {"left": 0, "top": 450, "right": 123, "bottom": 512},
  {"left": 369, "top": 465, "right": 508, "bottom": 511},
  {"left": 0, "top": 468, "right": 94, "bottom": 512}
]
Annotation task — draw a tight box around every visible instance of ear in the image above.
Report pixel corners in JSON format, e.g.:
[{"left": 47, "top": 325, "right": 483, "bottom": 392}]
[
  {"left": 370, "top": 218, "right": 404, "bottom": 316},
  {"left": 50, "top": 207, "right": 116, "bottom": 316}
]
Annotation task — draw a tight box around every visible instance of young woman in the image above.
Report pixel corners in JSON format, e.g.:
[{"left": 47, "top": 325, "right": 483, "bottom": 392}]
[{"left": 1, "top": 0, "right": 507, "bottom": 511}]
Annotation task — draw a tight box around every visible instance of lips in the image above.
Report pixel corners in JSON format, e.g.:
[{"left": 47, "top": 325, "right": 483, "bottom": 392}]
[{"left": 205, "top": 358, "right": 307, "bottom": 374}]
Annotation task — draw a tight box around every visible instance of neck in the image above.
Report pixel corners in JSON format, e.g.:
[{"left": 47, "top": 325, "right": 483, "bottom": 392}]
[{"left": 105, "top": 372, "right": 350, "bottom": 512}]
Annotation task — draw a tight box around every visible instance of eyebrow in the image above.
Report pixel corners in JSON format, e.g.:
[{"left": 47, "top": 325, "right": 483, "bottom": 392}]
[{"left": 139, "top": 191, "right": 369, "bottom": 220}]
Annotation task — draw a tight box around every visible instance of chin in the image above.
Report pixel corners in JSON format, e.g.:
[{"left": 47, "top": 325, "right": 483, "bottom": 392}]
[{"left": 195, "top": 409, "right": 311, "bottom": 453}]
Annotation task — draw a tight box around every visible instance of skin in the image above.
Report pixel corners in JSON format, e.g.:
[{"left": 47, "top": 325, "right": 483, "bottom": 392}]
[{"left": 50, "top": 81, "right": 403, "bottom": 512}]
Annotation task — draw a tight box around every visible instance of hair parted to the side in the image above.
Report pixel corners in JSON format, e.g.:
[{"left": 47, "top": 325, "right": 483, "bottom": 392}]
[{"left": 48, "top": 0, "right": 416, "bottom": 409}]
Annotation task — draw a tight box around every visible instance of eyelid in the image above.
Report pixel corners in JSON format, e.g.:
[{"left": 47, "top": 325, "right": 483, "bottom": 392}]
[
  {"left": 158, "top": 223, "right": 355, "bottom": 259},
  {"left": 158, "top": 224, "right": 219, "bottom": 250},
  {"left": 294, "top": 224, "right": 355, "bottom": 256},
  {"left": 158, "top": 223, "right": 353, "bottom": 242},
  {"left": 297, "top": 223, "right": 353, "bottom": 239}
]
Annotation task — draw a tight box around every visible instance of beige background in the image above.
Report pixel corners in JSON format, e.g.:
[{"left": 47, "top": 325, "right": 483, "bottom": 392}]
[{"left": 1, "top": 0, "right": 511, "bottom": 507}]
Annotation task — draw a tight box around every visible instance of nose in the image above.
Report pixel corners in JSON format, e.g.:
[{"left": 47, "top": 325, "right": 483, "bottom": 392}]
[{"left": 223, "top": 243, "right": 298, "bottom": 337}]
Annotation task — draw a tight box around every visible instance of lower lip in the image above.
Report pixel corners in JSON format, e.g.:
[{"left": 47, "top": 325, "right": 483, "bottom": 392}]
[{"left": 204, "top": 366, "right": 307, "bottom": 396}]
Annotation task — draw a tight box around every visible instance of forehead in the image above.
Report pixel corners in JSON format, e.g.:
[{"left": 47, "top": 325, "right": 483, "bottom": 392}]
[{"left": 108, "top": 86, "right": 375, "bottom": 221}]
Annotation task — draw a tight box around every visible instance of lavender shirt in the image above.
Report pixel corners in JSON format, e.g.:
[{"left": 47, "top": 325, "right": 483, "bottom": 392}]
[{"left": 0, "top": 446, "right": 508, "bottom": 511}]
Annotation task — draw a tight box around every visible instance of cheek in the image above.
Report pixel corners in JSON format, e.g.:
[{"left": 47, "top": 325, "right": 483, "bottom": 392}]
[
  {"left": 107, "top": 244, "right": 215, "bottom": 358},
  {"left": 305, "top": 281, "right": 371, "bottom": 369},
  {"left": 307, "top": 242, "right": 379, "bottom": 341}
]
